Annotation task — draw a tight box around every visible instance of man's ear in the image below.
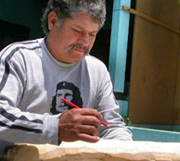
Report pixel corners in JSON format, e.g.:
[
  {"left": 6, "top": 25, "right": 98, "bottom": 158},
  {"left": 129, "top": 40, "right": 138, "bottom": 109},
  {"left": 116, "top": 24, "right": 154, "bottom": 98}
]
[{"left": 48, "top": 11, "right": 59, "bottom": 31}]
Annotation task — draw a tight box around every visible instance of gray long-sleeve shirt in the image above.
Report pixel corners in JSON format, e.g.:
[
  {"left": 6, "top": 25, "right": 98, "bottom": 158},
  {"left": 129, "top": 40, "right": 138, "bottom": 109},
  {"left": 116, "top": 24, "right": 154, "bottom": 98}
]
[{"left": 0, "top": 38, "right": 132, "bottom": 156}]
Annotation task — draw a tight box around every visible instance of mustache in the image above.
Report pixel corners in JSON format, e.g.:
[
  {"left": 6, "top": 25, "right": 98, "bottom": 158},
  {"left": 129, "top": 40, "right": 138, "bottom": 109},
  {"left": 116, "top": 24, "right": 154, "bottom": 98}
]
[{"left": 66, "top": 44, "right": 89, "bottom": 55}]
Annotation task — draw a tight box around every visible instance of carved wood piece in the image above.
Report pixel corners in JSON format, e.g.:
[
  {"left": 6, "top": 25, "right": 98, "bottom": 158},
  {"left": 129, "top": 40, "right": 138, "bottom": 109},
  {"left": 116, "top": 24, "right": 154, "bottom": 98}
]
[{"left": 2, "top": 140, "right": 180, "bottom": 161}]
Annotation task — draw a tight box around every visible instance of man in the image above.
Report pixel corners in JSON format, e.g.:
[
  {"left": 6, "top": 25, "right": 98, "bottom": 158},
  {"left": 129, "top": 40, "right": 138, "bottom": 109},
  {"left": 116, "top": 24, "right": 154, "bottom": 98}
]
[{"left": 0, "top": 0, "right": 132, "bottom": 157}]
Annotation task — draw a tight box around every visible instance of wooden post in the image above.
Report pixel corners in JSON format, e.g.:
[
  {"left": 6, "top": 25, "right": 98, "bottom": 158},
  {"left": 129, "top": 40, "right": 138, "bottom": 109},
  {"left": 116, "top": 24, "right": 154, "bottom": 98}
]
[{"left": 109, "top": 0, "right": 131, "bottom": 113}]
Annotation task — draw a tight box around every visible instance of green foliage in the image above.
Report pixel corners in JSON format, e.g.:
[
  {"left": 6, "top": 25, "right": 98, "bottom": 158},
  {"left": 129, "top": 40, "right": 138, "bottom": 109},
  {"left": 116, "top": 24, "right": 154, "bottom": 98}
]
[{"left": 122, "top": 113, "right": 131, "bottom": 126}]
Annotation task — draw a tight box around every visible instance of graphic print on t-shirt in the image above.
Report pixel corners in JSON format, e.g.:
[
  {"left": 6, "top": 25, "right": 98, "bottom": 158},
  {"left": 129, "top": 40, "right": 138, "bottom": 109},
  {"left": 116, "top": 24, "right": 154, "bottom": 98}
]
[{"left": 50, "top": 81, "right": 83, "bottom": 114}]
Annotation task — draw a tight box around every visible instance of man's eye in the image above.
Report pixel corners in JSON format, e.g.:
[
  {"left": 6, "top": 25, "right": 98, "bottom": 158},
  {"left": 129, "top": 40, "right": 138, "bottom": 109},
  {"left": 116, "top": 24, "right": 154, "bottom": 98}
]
[
  {"left": 73, "top": 29, "right": 81, "bottom": 34},
  {"left": 89, "top": 33, "right": 96, "bottom": 37}
]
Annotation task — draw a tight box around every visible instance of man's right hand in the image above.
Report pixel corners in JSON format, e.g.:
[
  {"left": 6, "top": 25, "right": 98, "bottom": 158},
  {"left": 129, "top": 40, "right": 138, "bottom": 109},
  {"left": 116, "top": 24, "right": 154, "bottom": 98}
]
[{"left": 58, "top": 108, "right": 102, "bottom": 143}]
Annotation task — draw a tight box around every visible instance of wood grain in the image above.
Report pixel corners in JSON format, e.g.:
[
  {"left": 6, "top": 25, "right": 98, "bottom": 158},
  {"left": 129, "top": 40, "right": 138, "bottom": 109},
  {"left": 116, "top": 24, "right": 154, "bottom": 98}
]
[{"left": 2, "top": 140, "right": 180, "bottom": 161}]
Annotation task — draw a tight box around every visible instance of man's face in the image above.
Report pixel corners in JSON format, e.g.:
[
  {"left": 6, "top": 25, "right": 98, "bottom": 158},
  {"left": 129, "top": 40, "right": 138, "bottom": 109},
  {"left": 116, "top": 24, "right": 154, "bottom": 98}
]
[
  {"left": 46, "top": 12, "right": 100, "bottom": 64},
  {"left": 56, "top": 89, "right": 73, "bottom": 112}
]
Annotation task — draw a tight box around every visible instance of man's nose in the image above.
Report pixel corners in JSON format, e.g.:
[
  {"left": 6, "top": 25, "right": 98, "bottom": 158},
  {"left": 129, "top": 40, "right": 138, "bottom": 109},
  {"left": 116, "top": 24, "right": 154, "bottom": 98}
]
[{"left": 78, "top": 33, "right": 89, "bottom": 46}]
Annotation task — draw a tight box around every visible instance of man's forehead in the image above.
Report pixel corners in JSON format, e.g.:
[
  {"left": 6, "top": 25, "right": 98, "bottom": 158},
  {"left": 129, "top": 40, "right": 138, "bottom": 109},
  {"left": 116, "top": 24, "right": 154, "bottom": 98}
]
[
  {"left": 65, "top": 13, "right": 100, "bottom": 30},
  {"left": 73, "top": 24, "right": 99, "bottom": 33}
]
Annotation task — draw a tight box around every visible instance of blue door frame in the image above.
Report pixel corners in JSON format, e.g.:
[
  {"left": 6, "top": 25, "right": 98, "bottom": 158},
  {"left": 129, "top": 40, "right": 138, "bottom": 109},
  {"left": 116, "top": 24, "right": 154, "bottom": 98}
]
[
  {"left": 109, "top": 0, "right": 131, "bottom": 115},
  {"left": 109, "top": 0, "right": 180, "bottom": 142}
]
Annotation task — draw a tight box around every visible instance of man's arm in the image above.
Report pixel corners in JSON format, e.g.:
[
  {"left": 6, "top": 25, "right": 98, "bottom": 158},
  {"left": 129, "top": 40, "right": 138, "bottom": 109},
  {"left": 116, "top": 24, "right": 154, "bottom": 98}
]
[
  {"left": 0, "top": 45, "right": 59, "bottom": 145},
  {"left": 97, "top": 81, "right": 133, "bottom": 140},
  {"left": 90, "top": 59, "right": 133, "bottom": 140}
]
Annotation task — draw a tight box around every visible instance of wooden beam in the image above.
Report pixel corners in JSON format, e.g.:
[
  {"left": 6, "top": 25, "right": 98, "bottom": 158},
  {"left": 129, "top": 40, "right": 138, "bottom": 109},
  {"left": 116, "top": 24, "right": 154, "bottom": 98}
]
[
  {"left": 122, "top": 6, "right": 180, "bottom": 34},
  {"left": 3, "top": 140, "right": 180, "bottom": 161}
]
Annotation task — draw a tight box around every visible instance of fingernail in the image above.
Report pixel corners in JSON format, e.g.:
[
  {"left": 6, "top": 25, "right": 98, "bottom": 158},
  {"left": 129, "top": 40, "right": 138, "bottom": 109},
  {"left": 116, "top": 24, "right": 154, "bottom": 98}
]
[{"left": 96, "top": 136, "right": 100, "bottom": 141}]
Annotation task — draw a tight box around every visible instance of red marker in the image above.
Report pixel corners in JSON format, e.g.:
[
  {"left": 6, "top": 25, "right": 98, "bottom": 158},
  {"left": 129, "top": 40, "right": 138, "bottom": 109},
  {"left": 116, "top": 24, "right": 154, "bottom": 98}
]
[{"left": 61, "top": 97, "right": 111, "bottom": 128}]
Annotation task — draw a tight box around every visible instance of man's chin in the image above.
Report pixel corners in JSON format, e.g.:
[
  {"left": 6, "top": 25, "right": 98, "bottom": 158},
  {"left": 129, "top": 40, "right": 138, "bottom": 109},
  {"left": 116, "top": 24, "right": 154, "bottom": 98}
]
[{"left": 69, "top": 54, "right": 86, "bottom": 63}]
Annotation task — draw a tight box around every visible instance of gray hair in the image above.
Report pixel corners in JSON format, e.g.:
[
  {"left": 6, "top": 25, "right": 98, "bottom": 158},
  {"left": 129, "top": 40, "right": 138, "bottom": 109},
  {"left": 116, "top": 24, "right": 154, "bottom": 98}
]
[{"left": 41, "top": 0, "right": 106, "bottom": 35}]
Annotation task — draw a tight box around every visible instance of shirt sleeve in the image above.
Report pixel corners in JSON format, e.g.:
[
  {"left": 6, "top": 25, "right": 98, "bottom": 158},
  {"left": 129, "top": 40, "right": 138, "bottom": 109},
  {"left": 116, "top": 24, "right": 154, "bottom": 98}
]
[
  {"left": 94, "top": 61, "right": 133, "bottom": 140},
  {"left": 0, "top": 45, "right": 60, "bottom": 145}
]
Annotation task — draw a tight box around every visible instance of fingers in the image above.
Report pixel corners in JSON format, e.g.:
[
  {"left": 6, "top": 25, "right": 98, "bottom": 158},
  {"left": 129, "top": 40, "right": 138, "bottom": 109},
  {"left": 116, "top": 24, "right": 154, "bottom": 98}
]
[
  {"left": 78, "top": 133, "right": 100, "bottom": 143},
  {"left": 58, "top": 108, "right": 102, "bottom": 143},
  {"left": 59, "top": 123, "right": 100, "bottom": 143},
  {"left": 77, "top": 124, "right": 100, "bottom": 135},
  {"left": 60, "top": 108, "right": 102, "bottom": 127},
  {"left": 76, "top": 108, "right": 103, "bottom": 121},
  {"left": 81, "top": 115, "right": 101, "bottom": 128}
]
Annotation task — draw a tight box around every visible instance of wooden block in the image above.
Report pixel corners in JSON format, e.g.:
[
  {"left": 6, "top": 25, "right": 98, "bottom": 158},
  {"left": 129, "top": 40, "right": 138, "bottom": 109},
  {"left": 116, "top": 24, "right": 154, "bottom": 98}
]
[
  {"left": 129, "top": 0, "right": 180, "bottom": 124},
  {"left": 2, "top": 139, "right": 180, "bottom": 161}
]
